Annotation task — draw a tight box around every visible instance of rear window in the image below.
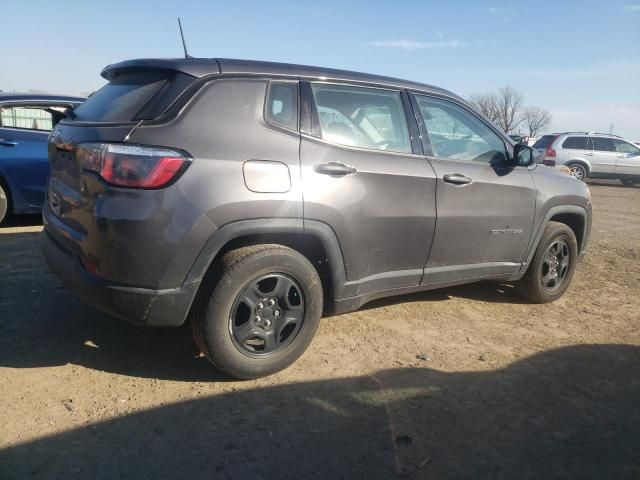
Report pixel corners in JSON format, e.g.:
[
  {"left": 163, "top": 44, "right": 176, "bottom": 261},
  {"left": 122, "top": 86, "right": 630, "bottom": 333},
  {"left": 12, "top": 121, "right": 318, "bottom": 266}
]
[
  {"left": 533, "top": 135, "right": 556, "bottom": 149},
  {"left": 73, "top": 70, "right": 195, "bottom": 123},
  {"left": 592, "top": 137, "right": 615, "bottom": 152},
  {"left": 562, "top": 136, "right": 589, "bottom": 150}
]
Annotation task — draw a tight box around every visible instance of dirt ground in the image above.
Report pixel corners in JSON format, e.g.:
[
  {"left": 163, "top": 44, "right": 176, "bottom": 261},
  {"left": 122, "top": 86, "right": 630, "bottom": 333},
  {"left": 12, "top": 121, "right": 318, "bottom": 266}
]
[{"left": 1, "top": 181, "right": 639, "bottom": 479}]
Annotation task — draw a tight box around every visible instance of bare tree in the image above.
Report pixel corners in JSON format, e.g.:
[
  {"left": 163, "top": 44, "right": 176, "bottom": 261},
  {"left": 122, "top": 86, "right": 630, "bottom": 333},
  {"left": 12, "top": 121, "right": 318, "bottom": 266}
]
[
  {"left": 468, "top": 93, "right": 499, "bottom": 123},
  {"left": 468, "top": 86, "right": 525, "bottom": 134},
  {"left": 494, "top": 86, "right": 524, "bottom": 134},
  {"left": 523, "top": 107, "right": 552, "bottom": 137}
]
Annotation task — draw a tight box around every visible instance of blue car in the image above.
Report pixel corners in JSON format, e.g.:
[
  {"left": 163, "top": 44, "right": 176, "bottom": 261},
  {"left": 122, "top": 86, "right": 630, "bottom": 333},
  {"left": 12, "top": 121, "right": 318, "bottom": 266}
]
[{"left": 0, "top": 93, "right": 84, "bottom": 223}]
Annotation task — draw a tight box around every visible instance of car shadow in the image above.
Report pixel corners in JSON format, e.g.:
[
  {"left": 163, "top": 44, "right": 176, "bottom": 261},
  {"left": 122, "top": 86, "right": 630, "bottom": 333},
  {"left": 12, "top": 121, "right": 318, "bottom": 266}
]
[
  {"left": 1, "top": 231, "right": 530, "bottom": 382},
  {"left": 1, "top": 344, "right": 638, "bottom": 479},
  {"left": 587, "top": 179, "right": 638, "bottom": 189},
  {"left": 0, "top": 213, "right": 42, "bottom": 228},
  {"left": 0, "top": 231, "right": 229, "bottom": 382}
]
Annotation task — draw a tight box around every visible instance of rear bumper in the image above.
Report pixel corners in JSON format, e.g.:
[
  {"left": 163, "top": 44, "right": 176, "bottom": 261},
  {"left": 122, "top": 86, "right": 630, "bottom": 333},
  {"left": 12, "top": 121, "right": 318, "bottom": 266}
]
[{"left": 41, "top": 225, "right": 200, "bottom": 327}]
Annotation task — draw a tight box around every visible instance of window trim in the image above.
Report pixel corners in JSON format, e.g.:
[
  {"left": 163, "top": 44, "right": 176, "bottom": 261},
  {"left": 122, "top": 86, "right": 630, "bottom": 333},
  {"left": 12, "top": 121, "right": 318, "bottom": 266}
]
[
  {"left": 410, "top": 92, "right": 513, "bottom": 166},
  {"left": 263, "top": 79, "right": 300, "bottom": 133},
  {"left": 301, "top": 80, "right": 420, "bottom": 156}
]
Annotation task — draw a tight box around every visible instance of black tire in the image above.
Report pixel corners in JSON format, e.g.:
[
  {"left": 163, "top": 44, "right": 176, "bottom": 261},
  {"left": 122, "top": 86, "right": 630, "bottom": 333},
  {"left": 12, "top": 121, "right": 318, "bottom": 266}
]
[
  {"left": 0, "top": 183, "right": 9, "bottom": 225},
  {"left": 620, "top": 179, "right": 639, "bottom": 187},
  {"left": 566, "top": 163, "right": 587, "bottom": 182},
  {"left": 191, "top": 244, "right": 323, "bottom": 379},
  {"left": 518, "top": 221, "right": 578, "bottom": 303}
]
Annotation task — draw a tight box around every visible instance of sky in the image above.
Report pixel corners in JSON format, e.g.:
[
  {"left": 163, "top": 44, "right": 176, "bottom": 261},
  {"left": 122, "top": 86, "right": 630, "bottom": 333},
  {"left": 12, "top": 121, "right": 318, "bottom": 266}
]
[{"left": 2, "top": 0, "right": 639, "bottom": 139}]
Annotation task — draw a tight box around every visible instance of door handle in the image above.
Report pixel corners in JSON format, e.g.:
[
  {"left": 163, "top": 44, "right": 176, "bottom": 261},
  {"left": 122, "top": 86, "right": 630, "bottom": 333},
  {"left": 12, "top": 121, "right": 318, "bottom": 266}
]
[
  {"left": 617, "top": 154, "right": 626, "bottom": 158},
  {"left": 585, "top": 153, "right": 594, "bottom": 156},
  {"left": 443, "top": 173, "right": 473, "bottom": 185},
  {"left": 314, "top": 162, "right": 357, "bottom": 177},
  {"left": 0, "top": 139, "right": 18, "bottom": 147}
]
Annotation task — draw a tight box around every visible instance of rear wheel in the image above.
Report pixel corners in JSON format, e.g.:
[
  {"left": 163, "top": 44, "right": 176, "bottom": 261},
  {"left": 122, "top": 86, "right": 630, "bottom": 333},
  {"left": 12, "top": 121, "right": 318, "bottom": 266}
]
[
  {"left": 191, "top": 244, "right": 323, "bottom": 379},
  {"left": 518, "top": 221, "right": 578, "bottom": 303},
  {"left": 0, "top": 183, "right": 9, "bottom": 225},
  {"left": 566, "top": 163, "right": 587, "bottom": 181}
]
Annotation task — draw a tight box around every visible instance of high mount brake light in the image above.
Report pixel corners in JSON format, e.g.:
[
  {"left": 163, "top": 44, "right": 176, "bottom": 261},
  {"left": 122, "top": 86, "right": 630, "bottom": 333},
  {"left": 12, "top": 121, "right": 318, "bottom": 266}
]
[{"left": 76, "top": 143, "right": 191, "bottom": 189}]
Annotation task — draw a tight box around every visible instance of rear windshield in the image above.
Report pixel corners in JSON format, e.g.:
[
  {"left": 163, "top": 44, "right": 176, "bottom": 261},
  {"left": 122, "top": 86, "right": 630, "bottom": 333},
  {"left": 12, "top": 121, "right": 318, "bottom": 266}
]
[
  {"left": 533, "top": 135, "right": 556, "bottom": 148},
  {"left": 73, "top": 70, "right": 195, "bottom": 123}
]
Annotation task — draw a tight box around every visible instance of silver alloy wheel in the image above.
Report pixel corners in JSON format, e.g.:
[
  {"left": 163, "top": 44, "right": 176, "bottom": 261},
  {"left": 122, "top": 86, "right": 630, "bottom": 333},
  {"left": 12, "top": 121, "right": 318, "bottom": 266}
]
[{"left": 568, "top": 164, "right": 586, "bottom": 181}]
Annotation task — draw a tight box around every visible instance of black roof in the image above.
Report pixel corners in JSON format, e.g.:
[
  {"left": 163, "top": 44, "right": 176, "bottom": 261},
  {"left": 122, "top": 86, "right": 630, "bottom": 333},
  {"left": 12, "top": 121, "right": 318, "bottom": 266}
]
[
  {"left": 101, "top": 57, "right": 460, "bottom": 100},
  {"left": 0, "top": 92, "right": 85, "bottom": 104}
]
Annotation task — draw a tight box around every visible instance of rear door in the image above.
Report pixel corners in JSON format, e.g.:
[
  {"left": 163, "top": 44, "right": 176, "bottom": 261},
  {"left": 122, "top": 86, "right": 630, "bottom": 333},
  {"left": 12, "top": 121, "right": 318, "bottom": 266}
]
[
  {"left": 590, "top": 137, "right": 618, "bottom": 174},
  {"left": 410, "top": 93, "right": 536, "bottom": 284},
  {"left": 299, "top": 81, "right": 437, "bottom": 297},
  {"left": 560, "top": 135, "right": 591, "bottom": 163}
]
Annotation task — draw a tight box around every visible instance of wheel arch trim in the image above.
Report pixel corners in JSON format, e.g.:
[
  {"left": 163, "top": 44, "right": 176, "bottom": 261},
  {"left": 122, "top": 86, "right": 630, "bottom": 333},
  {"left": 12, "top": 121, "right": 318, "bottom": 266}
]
[
  {"left": 523, "top": 205, "right": 590, "bottom": 270},
  {"left": 183, "top": 218, "right": 348, "bottom": 301}
]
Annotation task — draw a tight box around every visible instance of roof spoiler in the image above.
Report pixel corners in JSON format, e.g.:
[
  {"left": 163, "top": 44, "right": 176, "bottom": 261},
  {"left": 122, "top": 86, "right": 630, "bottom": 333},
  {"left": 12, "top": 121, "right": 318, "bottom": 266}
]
[{"left": 101, "top": 58, "right": 221, "bottom": 80}]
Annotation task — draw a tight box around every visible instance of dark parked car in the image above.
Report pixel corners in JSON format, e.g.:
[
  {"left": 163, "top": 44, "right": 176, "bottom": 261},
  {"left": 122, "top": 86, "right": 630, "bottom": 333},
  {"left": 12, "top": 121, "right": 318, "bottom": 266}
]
[
  {"left": 42, "top": 58, "right": 592, "bottom": 378},
  {"left": 0, "top": 93, "right": 84, "bottom": 223}
]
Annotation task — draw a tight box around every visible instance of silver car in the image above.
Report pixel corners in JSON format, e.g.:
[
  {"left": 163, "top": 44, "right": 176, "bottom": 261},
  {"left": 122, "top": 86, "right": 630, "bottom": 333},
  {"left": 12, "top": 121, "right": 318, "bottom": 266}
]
[{"left": 535, "top": 132, "right": 640, "bottom": 185}]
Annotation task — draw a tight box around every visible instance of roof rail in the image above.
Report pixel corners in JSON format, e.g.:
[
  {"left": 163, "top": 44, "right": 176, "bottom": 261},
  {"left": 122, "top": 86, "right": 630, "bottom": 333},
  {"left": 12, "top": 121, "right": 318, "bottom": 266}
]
[
  {"left": 587, "top": 131, "right": 622, "bottom": 138},
  {"left": 554, "top": 131, "right": 623, "bottom": 138}
]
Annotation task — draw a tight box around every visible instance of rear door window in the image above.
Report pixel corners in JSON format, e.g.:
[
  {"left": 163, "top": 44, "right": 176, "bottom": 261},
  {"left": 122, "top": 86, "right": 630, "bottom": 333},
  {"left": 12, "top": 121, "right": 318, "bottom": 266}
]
[
  {"left": 592, "top": 137, "right": 615, "bottom": 152},
  {"left": 310, "top": 83, "right": 411, "bottom": 154},
  {"left": 73, "top": 70, "right": 195, "bottom": 123},
  {"left": 0, "top": 105, "right": 74, "bottom": 132},
  {"left": 1, "top": 106, "right": 53, "bottom": 131},
  {"left": 562, "top": 136, "right": 589, "bottom": 150}
]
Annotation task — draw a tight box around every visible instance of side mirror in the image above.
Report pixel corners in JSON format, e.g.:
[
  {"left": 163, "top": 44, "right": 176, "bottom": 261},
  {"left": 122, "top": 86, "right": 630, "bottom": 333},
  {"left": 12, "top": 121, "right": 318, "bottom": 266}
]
[{"left": 513, "top": 143, "right": 534, "bottom": 167}]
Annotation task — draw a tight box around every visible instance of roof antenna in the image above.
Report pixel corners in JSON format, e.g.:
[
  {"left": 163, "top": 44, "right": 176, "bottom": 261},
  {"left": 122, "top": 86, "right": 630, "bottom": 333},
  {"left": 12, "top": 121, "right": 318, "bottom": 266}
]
[{"left": 178, "top": 17, "right": 192, "bottom": 58}]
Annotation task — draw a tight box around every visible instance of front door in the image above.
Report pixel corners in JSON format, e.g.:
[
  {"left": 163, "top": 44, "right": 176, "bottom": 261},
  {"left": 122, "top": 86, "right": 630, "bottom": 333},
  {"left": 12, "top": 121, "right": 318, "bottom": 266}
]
[
  {"left": 300, "top": 82, "right": 437, "bottom": 298},
  {"left": 410, "top": 93, "right": 536, "bottom": 285},
  {"left": 613, "top": 138, "right": 640, "bottom": 177}
]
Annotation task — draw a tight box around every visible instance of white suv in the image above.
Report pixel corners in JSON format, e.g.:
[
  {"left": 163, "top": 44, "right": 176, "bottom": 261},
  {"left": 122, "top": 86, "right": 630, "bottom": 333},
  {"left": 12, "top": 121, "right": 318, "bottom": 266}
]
[{"left": 533, "top": 132, "right": 640, "bottom": 186}]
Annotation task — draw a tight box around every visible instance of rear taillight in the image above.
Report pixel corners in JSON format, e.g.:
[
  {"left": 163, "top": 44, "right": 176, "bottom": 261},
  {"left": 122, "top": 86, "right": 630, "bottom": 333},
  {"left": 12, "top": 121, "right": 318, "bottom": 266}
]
[
  {"left": 76, "top": 143, "right": 191, "bottom": 189},
  {"left": 544, "top": 146, "right": 556, "bottom": 158}
]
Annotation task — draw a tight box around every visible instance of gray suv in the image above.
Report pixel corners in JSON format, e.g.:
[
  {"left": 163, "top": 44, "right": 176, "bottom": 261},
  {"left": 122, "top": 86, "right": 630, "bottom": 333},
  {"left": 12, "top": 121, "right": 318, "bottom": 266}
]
[
  {"left": 534, "top": 132, "right": 640, "bottom": 185},
  {"left": 42, "top": 58, "right": 592, "bottom": 378}
]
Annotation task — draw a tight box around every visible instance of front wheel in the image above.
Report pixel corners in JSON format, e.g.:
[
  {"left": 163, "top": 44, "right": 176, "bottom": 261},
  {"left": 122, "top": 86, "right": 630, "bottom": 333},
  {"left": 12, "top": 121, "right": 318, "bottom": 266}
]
[
  {"left": 566, "top": 163, "right": 587, "bottom": 181},
  {"left": 191, "top": 244, "right": 323, "bottom": 379},
  {"left": 518, "top": 221, "right": 578, "bottom": 303}
]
